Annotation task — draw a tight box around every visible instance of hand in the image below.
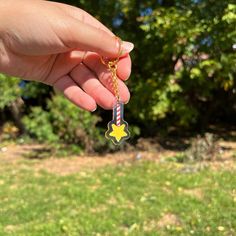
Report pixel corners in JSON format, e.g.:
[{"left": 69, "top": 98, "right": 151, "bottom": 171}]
[{"left": 0, "top": 0, "right": 134, "bottom": 111}]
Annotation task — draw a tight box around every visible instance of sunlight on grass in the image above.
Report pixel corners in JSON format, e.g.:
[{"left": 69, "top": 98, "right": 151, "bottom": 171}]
[{"left": 0, "top": 160, "right": 235, "bottom": 236}]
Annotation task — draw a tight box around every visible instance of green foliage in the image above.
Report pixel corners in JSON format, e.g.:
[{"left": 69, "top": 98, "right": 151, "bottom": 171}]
[
  {"left": 133, "top": 1, "right": 236, "bottom": 126},
  {"left": 68, "top": 0, "right": 236, "bottom": 128},
  {"left": 1, "top": 0, "right": 236, "bottom": 148},
  {"left": 23, "top": 106, "right": 58, "bottom": 143},
  {"left": 23, "top": 95, "right": 103, "bottom": 153},
  {"left": 0, "top": 74, "right": 21, "bottom": 109},
  {"left": 22, "top": 81, "right": 52, "bottom": 99}
]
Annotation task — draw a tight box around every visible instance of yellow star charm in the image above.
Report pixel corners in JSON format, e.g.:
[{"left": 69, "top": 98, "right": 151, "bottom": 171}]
[
  {"left": 110, "top": 124, "right": 128, "bottom": 142},
  {"left": 106, "top": 122, "right": 130, "bottom": 145}
]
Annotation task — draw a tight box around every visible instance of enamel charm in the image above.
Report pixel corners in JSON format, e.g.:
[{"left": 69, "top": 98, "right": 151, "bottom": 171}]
[
  {"left": 100, "top": 37, "right": 130, "bottom": 145},
  {"left": 106, "top": 101, "right": 130, "bottom": 145}
]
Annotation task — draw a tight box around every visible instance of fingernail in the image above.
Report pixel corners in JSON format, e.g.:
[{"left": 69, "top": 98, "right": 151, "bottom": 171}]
[
  {"left": 91, "top": 107, "right": 97, "bottom": 112},
  {"left": 121, "top": 41, "right": 134, "bottom": 54}
]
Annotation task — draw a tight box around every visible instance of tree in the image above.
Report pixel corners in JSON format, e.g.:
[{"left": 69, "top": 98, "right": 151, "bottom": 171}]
[
  {"left": 1, "top": 0, "right": 235, "bottom": 143},
  {"left": 73, "top": 0, "right": 236, "bottom": 130}
]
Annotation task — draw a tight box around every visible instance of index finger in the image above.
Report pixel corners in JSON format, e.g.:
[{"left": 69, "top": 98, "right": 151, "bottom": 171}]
[{"left": 52, "top": 2, "right": 113, "bottom": 35}]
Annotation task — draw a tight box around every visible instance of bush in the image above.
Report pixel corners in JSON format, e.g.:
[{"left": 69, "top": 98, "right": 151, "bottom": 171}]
[
  {"left": 0, "top": 74, "right": 22, "bottom": 109},
  {"left": 23, "top": 107, "right": 58, "bottom": 143},
  {"left": 23, "top": 95, "right": 104, "bottom": 154}
]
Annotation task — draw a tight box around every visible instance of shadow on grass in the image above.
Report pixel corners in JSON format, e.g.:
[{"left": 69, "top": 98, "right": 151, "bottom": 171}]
[
  {"left": 22, "top": 146, "right": 52, "bottom": 159},
  {"left": 207, "top": 125, "right": 236, "bottom": 141},
  {"left": 158, "top": 137, "right": 190, "bottom": 151},
  {"left": 156, "top": 125, "right": 236, "bottom": 152}
]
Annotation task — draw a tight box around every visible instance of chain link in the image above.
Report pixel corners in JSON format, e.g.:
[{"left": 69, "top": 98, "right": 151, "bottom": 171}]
[
  {"left": 108, "top": 62, "right": 119, "bottom": 100},
  {"left": 100, "top": 37, "right": 122, "bottom": 101}
]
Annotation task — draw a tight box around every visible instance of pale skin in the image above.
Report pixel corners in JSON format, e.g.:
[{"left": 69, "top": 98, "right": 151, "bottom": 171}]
[{"left": 0, "top": 0, "right": 134, "bottom": 111}]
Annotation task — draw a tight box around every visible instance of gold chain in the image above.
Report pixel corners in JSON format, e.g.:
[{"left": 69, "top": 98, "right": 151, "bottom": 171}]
[
  {"left": 100, "top": 37, "right": 122, "bottom": 101},
  {"left": 108, "top": 61, "right": 119, "bottom": 100}
]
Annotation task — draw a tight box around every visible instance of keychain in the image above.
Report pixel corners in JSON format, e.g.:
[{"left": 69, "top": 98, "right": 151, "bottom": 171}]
[{"left": 101, "top": 37, "right": 130, "bottom": 145}]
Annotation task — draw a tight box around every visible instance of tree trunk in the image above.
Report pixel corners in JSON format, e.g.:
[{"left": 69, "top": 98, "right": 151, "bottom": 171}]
[{"left": 9, "top": 98, "right": 25, "bottom": 134}]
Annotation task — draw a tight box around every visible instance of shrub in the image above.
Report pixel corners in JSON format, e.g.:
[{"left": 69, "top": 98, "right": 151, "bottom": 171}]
[
  {"left": 0, "top": 74, "right": 22, "bottom": 109},
  {"left": 23, "top": 107, "right": 58, "bottom": 143},
  {"left": 23, "top": 95, "right": 103, "bottom": 154}
]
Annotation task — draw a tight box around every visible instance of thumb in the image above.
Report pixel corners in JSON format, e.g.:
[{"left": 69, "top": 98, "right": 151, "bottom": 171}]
[{"left": 58, "top": 17, "right": 134, "bottom": 58}]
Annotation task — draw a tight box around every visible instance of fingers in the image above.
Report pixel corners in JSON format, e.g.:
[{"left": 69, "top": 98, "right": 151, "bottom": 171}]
[
  {"left": 49, "top": 51, "right": 131, "bottom": 110},
  {"left": 53, "top": 75, "right": 97, "bottom": 111},
  {"left": 45, "top": 50, "right": 86, "bottom": 85},
  {"left": 117, "top": 55, "right": 132, "bottom": 81},
  {"left": 70, "top": 64, "right": 116, "bottom": 109},
  {"left": 50, "top": 2, "right": 113, "bottom": 36},
  {"left": 55, "top": 16, "right": 134, "bottom": 58},
  {"left": 82, "top": 52, "right": 131, "bottom": 103},
  {"left": 83, "top": 52, "right": 132, "bottom": 81}
]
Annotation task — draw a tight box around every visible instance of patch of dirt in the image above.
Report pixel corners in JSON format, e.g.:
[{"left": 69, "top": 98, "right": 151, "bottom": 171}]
[
  {"left": 0, "top": 138, "right": 235, "bottom": 176},
  {"left": 220, "top": 141, "right": 236, "bottom": 159},
  {"left": 0, "top": 144, "right": 44, "bottom": 162},
  {"left": 208, "top": 160, "right": 236, "bottom": 171},
  {"left": 90, "top": 205, "right": 107, "bottom": 213},
  {"left": 157, "top": 213, "right": 181, "bottom": 228},
  {"left": 202, "top": 140, "right": 236, "bottom": 171},
  {"left": 182, "top": 188, "right": 204, "bottom": 200},
  {"left": 34, "top": 150, "right": 171, "bottom": 175},
  {"left": 107, "top": 197, "right": 118, "bottom": 205},
  {"left": 4, "top": 225, "right": 16, "bottom": 233},
  {"left": 142, "top": 213, "right": 182, "bottom": 232},
  {"left": 0, "top": 144, "right": 163, "bottom": 175}
]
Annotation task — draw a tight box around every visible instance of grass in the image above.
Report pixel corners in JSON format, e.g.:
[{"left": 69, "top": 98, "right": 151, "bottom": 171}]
[{"left": 0, "top": 158, "right": 235, "bottom": 236}]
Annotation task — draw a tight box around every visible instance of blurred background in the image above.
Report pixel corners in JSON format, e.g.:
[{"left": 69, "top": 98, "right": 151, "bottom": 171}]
[
  {"left": 0, "top": 0, "right": 235, "bottom": 153},
  {"left": 0, "top": 1, "right": 235, "bottom": 235}
]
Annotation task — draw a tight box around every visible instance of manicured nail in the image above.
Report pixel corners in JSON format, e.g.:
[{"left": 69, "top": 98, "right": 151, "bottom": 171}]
[
  {"left": 121, "top": 41, "right": 134, "bottom": 54},
  {"left": 91, "top": 107, "right": 97, "bottom": 112}
]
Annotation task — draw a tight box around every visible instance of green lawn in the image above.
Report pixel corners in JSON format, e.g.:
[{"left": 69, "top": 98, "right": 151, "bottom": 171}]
[{"left": 0, "top": 158, "right": 235, "bottom": 236}]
